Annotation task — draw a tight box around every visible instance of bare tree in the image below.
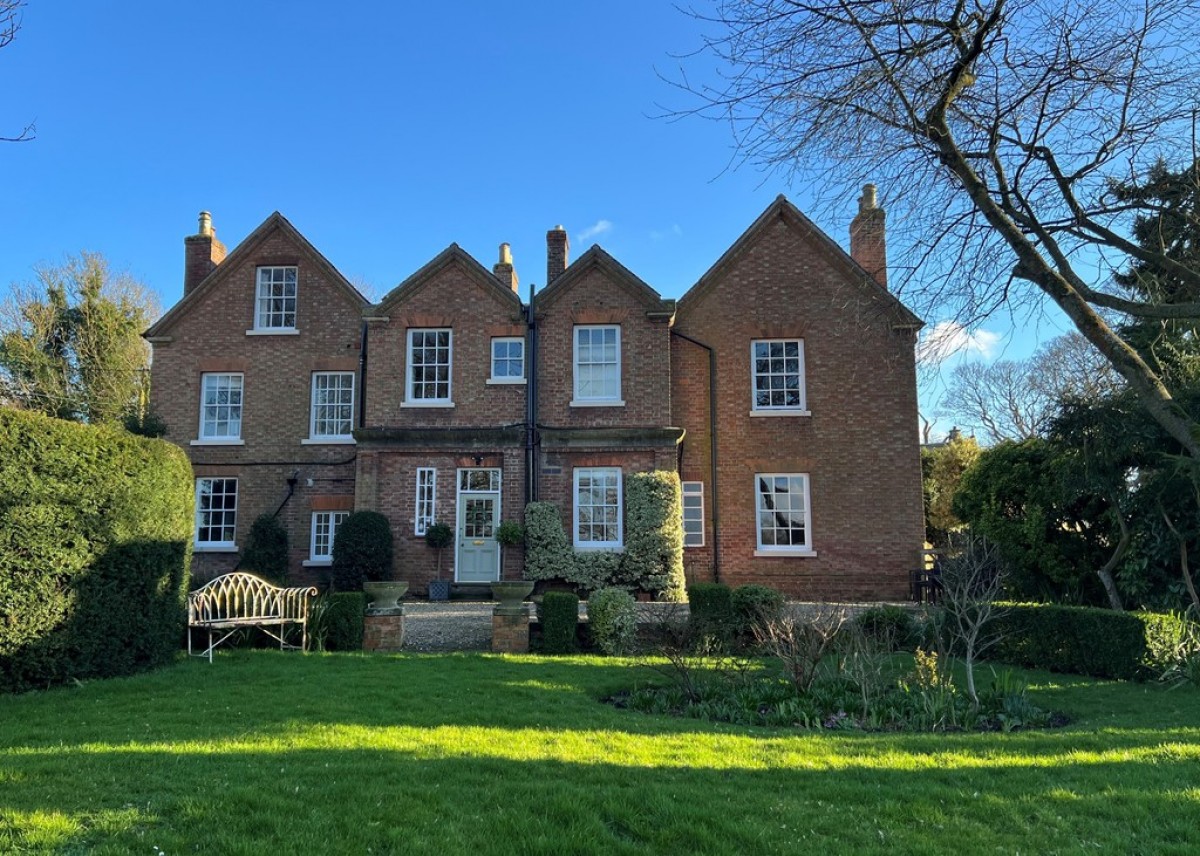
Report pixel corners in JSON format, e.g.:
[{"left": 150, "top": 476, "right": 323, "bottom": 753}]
[
  {"left": 674, "top": 0, "right": 1200, "bottom": 459},
  {"left": 940, "top": 333, "right": 1123, "bottom": 442},
  {"left": 1, "top": 1, "right": 34, "bottom": 143},
  {"left": 753, "top": 603, "right": 850, "bottom": 693},
  {"left": 938, "top": 533, "right": 1008, "bottom": 706}
]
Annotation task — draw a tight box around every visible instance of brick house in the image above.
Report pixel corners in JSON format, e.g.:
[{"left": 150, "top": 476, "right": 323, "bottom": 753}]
[{"left": 146, "top": 190, "right": 925, "bottom": 600}]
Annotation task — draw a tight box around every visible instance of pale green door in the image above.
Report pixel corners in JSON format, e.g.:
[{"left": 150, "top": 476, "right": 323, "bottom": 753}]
[{"left": 457, "top": 492, "right": 499, "bottom": 582}]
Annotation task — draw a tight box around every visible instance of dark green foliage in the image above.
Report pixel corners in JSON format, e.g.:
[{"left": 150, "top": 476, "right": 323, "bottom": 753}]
[
  {"left": 123, "top": 408, "right": 167, "bottom": 438},
  {"left": 991, "top": 604, "right": 1148, "bottom": 680},
  {"left": 331, "top": 511, "right": 393, "bottom": 591},
  {"left": 854, "top": 605, "right": 919, "bottom": 652},
  {"left": 540, "top": 591, "right": 579, "bottom": 654},
  {"left": 425, "top": 522, "right": 454, "bottom": 580},
  {"left": 241, "top": 514, "right": 289, "bottom": 584},
  {"left": 688, "top": 583, "right": 734, "bottom": 645},
  {"left": 314, "top": 593, "right": 366, "bottom": 652},
  {"left": 730, "top": 584, "right": 785, "bottom": 638},
  {"left": 0, "top": 408, "right": 193, "bottom": 693},
  {"left": 495, "top": 520, "right": 525, "bottom": 547}
]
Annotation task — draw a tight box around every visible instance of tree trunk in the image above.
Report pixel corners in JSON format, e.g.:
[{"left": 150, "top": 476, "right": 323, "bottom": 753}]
[{"left": 1096, "top": 509, "right": 1130, "bottom": 612}]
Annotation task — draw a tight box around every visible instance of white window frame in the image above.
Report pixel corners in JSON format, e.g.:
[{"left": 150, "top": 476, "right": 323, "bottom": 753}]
[
  {"left": 194, "top": 477, "right": 238, "bottom": 551},
  {"left": 306, "top": 372, "right": 355, "bottom": 443},
  {"left": 404, "top": 328, "right": 453, "bottom": 406},
  {"left": 253, "top": 266, "right": 298, "bottom": 332},
  {"left": 195, "top": 372, "right": 244, "bottom": 445},
  {"left": 571, "top": 324, "right": 623, "bottom": 406},
  {"left": 487, "top": 336, "right": 526, "bottom": 384},
  {"left": 754, "top": 473, "right": 815, "bottom": 557},
  {"left": 573, "top": 467, "right": 623, "bottom": 550},
  {"left": 682, "top": 481, "right": 705, "bottom": 548},
  {"left": 308, "top": 510, "right": 349, "bottom": 563},
  {"left": 414, "top": 467, "right": 437, "bottom": 536},
  {"left": 750, "top": 338, "right": 808, "bottom": 415}
]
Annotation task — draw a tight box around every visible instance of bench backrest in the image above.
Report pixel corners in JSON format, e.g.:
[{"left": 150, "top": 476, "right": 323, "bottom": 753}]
[{"left": 188, "top": 572, "right": 317, "bottom": 624}]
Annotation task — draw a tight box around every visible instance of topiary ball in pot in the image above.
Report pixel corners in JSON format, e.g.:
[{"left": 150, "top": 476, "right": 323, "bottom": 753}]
[{"left": 331, "top": 511, "right": 394, "bottom": 592}]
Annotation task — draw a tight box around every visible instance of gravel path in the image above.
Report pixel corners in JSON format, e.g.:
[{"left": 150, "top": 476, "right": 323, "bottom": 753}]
[{"left": 401, "top": 602, "right": 503, "bottom": 652}]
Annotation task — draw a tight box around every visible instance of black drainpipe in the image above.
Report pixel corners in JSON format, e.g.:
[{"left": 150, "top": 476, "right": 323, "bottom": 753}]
[
  {"left": 525, "top": 281, "right": 539, "bottom": 505},
  {"left": 670, "top": 329, "right": 721, "bottom": 584},
  {"left": 357, "top": 320, "right": 369, "bottom": 429}
]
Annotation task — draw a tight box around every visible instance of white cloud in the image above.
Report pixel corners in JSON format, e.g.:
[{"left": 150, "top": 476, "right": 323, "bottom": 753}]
[
  {"left": 916, "top": 320, "right": 1001, "bottom": 365},
  {"left": 576, "top": 219, "right": 613, "bottom": 242},
  {"left": 650, "top": 224, "right": 683, "bottom": 241}
]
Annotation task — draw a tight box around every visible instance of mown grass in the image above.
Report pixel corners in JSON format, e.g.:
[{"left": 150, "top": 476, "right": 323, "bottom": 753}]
[{"left": 0, "top": 651, "right": 1197, "bottom": 855}]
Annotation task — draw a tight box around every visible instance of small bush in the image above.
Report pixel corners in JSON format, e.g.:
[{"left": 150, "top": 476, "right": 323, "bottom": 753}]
[
  {"left": 496, "top": 520, "right": 525, "bottom": 547},
  {"left": 540, "top": 591, "right": 579, "bottom": 654},
  {"left": 241, "top": 514, "right": 289, "bottom": 583},
  {"left": 854, "top": 605, "right": 919, "bottom": 652},
  {"left": 731, "top": 584, "right": 785, "bottom": 638},
  {"left": 331, "top": 511, "right": 393, "bottom": 591},
  {"left": 312, "top": 592, "right": 365, "bottom": 652},
  {"left": 688, "top": 583, "right": 734, "bottom": 645},
  {"left": 991, "top": 604, "right": 1147, "bottom": 680},
  {"left": 1138, "top": 611, "right": 1200, "bottom": 679},
  {"left": 588, "top": 588, "right": 638, "bottom": 656}
]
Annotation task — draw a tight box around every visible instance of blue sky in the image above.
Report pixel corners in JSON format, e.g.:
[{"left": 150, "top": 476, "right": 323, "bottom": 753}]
[{"left": 0, "top": 1, "right": 1067, "bottom": 435}]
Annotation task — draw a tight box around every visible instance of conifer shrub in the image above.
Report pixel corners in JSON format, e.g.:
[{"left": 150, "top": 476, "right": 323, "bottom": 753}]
[
  {"left": 330, "top": 511, "right": 393, "bottom": 591},
  {"left": 588, "top": 587, "right": 638, "bottom": 655},
  {"left": 540, "top": 591, "right": 580, "bottom": 654},
  {"left": 0, "top": 408, "right": 193, "bottom": 693},
  {"left": 241, "top": 514, "right": 289, "bottom": 583}
]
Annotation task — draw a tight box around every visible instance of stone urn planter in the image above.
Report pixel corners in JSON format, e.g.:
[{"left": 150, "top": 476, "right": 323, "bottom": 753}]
[
  {"left": 363, "top": 581, "right": 409, "bottom": 610},
  {"left": 490, "top": 580, "right": 535, "bottom": 609}
]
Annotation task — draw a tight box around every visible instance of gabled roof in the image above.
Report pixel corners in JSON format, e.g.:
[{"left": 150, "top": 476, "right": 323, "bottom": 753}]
[
  {"left": 145, "top": 211, "right": 369, "bottom": 338},
  {"left": 375, "top": 244, "right": 522, "bottom": 314},
  {"left": 535, "top": 245, "right": 675, "bottom": 316},
  {"left": 678, "top": 195, "right": 923, "bottom": 328}
]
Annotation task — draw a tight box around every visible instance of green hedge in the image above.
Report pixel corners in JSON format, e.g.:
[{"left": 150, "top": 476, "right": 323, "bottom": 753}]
[
  {"left": 540, "top": 591, "right": 579, "bottom": 654},
  {"left": 688, "top": 583, "right": 734, "bottom": 645},
  {"left": 991, "top": 604, "right": 1147, "bottom": 680},
  {"left": 0, "top": 409, "right": 193, "bottom": 693},
  {"left": 521, "top": 472, "right": 687, "bottom": 600}
]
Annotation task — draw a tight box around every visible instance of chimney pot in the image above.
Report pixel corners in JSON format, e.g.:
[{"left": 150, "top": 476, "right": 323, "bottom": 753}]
[
  {"left": 850, "top": 185, "right": 888, "bottom": 288},
  {"left": 183, "top": 210, "right": 227, "bottom": 296},
  {"left": 493, "top": 242, "right": 519, "bottom": 293},
  {"left": 499, "top": 242, "right": 512, "bottom": 265},
  {"left": 546, "top": 226, "right": 570, "bottom": 285}
]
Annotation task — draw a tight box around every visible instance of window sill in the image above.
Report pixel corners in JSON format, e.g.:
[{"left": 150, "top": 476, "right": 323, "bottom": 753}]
[
  {"left": 245, "top": 329, "right": 299, "bottom": 336},
  {"left": 749, "top": 409, "right": 811, "bottom": 418},
  {"left": 302, "top": 559, "right": 332, "bottom": 567},
  {"left": 486, "top": 378, "right": 527, "bottom": 385},
  {"left": 401, "top": 401, "right": 455, "bottom": 408},
  {"left": 190, "top": 439, "right": 245, "bottom": 446},
  {"left": 574, "top": 545, "right": 625, "bottom": 553},
  {"left": 194, "top": 544, "right": 239, "bottom": 553},
  {"left": 753, "top": 549, "right": 818, "bottom": 558},
  {"left": 301, "top": 437, "right": 356, "bottom": 445},
  {"left": 569, "top": 399, "right": 625, "bottom": 408}
]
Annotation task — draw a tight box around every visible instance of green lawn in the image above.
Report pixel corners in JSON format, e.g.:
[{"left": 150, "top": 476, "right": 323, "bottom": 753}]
[{"left": 1, "top": 652, "right": 1197, "bottom": 855}]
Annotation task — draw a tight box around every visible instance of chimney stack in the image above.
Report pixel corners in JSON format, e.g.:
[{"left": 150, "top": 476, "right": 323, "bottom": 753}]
[
  {"left": 184, "top": 211, "right": 227, "bottom": 296},
  {"left": 493, "top": 242, "right": 519, "bottom": 293},
  {"left": 546, "top": 225, "right": 569, "bottom": 285},
  {"left": 850, "top": 184, "right": 887, "bottom": 288}
]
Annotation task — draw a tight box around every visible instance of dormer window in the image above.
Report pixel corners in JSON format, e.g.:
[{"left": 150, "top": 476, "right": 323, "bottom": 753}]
[{"left": 255, "top": 266, "right": 297, "bottom": 331}]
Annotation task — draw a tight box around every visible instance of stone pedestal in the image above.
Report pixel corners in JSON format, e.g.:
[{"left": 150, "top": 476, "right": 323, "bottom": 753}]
[
  {"left": 491, "top": 605, "right": 530, "bottom": 653},
  {"left": 364, "top": 606, "right": 405, "bottom": 652}
]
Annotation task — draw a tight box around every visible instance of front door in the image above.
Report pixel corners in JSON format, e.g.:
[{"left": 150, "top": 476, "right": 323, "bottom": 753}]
[{"left": 456, "top": 469, "right": 501, "bottom": 582}]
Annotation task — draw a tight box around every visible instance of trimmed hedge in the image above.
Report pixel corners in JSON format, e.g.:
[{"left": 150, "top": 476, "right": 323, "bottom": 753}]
[
  {"left": 854, "top": 605, "right": 919, "bottom": 652},
  {"left": 588, "top": 587, "right": 638, "bottom": 656},
  {"left": 990, "top": 604, "right": 1147, "bottom": 680},
  {"left": 731, "top": 584, "right": 785, "bottom": 638},
  {"left": 688, "top": 583, "right": 734, "bottom": 645},
  {"left": 0, "top": 409, "right": 193, "bottom": 693},
  {"left": 241, "top": 514, "right": 289, "bottom": 583},
  {"left": 540, "top": 591, "right": 579, "bottom": 654},
  {"left": 315, "top": 592, "right": 366, "bottom": 652},
  {"left": 331, "top": 511, "right": 393, "bottom": 591}
]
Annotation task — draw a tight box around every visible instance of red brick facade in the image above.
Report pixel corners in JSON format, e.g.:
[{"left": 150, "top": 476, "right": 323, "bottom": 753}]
[{"left": 147, "top": 194, "right": 924, "bottom": 600}]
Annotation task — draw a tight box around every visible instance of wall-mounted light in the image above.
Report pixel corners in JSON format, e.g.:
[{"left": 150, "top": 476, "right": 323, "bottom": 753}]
[{"left": 473, "top": 455, "right": 483, "bottom": 466}]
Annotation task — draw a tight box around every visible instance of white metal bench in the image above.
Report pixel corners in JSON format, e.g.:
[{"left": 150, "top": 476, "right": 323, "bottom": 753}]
[{"left": 187, "top": 572, "right": 318, "bottom": 663}]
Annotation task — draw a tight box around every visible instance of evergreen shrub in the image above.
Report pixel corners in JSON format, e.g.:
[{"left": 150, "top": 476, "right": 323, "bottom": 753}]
[
  {"left": 688, "top": 583, "right": 734, "bottom": 645},
  {"left": 991, "top": 603, "right": 1147, "bottom": 680},
  {"left": 588, "top": 587, "right": 638, "bottom": 655},
  {"left": 0, "top": 409, "right": 193, "bottom": 693},
  {"left": 241, "top": 514, "right": 289, "bottom": 583},
  {"left": 540, "top": 591, "right": 579, "bottom": 654},
  {"left": 331, "top": 511, "right": 393, "bottom": 591},
  {"left": 730, "top": 584, "right": 785, "bottom": 639}
]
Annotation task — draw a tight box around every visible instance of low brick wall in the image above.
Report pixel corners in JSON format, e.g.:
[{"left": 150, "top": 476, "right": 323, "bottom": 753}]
[
  {"left": 491, "top": 607, "right": 530, "bottom": 653},
  {"left": 364, "top": 607, "right": 405, "bottom": 652}
]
